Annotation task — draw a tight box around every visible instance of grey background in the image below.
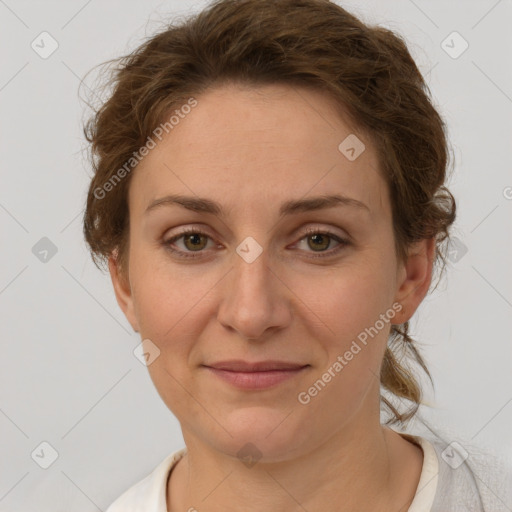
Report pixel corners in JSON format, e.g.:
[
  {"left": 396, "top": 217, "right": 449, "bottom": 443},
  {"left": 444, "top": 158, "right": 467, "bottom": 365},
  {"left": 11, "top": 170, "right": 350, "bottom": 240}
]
[{"left": 1, "top": 0, "right": 511, "bottom": 510}]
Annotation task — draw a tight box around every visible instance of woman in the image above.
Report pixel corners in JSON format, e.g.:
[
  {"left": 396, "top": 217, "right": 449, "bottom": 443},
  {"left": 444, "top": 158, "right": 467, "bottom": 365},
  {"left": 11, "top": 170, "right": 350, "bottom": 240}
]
[{"left": 82, "top": 0, "right": 511, "bottom": 510}]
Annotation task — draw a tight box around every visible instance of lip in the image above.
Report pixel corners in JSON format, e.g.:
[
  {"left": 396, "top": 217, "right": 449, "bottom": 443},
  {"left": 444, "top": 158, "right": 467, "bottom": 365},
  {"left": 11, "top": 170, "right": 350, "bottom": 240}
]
[
  {"left": 205, "top": 360, "right": 308, "bottom": 372},
  {"left": 202, "top": 360, "right": 310, "bottom": 390}
]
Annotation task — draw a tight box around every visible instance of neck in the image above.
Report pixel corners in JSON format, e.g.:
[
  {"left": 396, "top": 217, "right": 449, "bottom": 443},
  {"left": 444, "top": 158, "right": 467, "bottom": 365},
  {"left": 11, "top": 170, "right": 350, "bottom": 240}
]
[{"left": 168, "top": 416, "right": 422, "bottom": 511}]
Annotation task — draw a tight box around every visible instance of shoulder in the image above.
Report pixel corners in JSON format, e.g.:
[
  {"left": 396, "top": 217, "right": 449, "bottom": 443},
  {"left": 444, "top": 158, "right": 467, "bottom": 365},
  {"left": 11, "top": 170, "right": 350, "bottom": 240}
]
[
  {"left": 105, "top": 448, "right": 187, "bottom": 512},
  {"left": 411, "top": 432, "right": 512, "bottom": 511}
]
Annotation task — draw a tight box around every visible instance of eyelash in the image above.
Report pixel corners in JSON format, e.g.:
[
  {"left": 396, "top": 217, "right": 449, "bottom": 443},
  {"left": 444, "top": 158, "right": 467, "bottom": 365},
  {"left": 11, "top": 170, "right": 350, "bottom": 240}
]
[{"left": 162, "top": 227, "right": 350, "bottom": 260}]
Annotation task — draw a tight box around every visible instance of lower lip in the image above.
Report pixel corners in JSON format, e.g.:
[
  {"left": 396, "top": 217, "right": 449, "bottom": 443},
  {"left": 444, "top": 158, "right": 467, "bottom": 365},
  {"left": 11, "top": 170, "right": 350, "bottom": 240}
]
[{"left": 204, "top": 366, "right": 309, "bottom": 390}]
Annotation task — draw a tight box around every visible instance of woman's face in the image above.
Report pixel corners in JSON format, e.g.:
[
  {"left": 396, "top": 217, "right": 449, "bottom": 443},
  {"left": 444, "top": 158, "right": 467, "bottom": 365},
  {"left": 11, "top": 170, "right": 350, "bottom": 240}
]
[{"left": 110, "top": 83, "right": 432, "bottom": 461}]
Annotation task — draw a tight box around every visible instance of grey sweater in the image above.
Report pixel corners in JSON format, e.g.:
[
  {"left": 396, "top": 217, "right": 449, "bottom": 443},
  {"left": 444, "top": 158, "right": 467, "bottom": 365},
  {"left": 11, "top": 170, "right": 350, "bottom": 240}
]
[{"left": 401, "top": 427, "right": 512, "bottom": 511}]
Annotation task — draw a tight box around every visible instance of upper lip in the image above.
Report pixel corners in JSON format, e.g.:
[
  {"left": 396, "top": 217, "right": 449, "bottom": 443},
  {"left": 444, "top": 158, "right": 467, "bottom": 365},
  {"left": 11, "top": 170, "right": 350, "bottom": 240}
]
[{"left": 204, "top": 360, "right": 308, "bottom": 372}]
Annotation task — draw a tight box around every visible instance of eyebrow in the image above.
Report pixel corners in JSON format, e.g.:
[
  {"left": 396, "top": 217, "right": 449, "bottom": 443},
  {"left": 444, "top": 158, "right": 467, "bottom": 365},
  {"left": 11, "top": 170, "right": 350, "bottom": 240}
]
[{"left": 144, "top": 193, "right": 370, "bottom": 217}]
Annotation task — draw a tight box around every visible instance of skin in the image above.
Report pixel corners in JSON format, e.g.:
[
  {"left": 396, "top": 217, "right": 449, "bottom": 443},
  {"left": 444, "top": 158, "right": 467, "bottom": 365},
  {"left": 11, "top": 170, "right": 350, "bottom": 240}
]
[{"left": 109, "top": 82, "right": 435, "bottom": 511}]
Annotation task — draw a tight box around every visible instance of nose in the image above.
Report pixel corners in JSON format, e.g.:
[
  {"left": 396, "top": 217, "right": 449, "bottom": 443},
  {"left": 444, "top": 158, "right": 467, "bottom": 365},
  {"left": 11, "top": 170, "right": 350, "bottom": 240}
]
[{"left": 216, "top": 245, "right": 292, "bottom": 341}]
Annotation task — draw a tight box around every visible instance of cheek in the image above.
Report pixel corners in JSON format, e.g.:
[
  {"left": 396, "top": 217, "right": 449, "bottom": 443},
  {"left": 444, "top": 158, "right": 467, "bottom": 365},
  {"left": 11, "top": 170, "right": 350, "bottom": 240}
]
[
  {"left": 304, "top": 258, "right": 395, "bottom": 402},
  {"left": 130, "top": 247, "right": 211, "bottom": 339},
  {"left": 296, "top": 267, "right": 393, "bottom": 421},
  {"left": 131, "top": 261, "right": 207, "bottom": 414},
  {"left": 312, "top": 258, "right": 395, "bottom": 340}
]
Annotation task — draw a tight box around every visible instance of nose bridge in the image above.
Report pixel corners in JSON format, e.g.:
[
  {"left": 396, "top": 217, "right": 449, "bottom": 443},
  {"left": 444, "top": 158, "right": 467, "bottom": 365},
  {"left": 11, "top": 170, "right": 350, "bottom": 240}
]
[
  {"left": 216, "top": 235, "right": 287, "bottom": 339},
  {"left": 231, "top": 235, "right": 274, "bottom": 302}
]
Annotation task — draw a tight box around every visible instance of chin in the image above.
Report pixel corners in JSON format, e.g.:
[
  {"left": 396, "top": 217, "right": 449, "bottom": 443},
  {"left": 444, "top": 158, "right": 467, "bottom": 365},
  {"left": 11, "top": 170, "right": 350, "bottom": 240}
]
[{"left": 208, "top": 407, "right": 310, "bottom": 463}]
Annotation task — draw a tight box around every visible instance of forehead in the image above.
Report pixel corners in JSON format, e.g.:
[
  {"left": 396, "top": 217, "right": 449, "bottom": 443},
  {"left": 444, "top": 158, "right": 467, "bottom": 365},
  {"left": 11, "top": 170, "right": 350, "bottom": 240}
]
[{"left": 130, "top": 83, "right": 388, "bottom": 219}]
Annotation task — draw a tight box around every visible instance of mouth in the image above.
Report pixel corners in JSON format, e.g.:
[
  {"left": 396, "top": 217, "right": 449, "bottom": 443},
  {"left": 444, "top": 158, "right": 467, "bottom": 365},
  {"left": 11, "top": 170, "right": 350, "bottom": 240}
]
[{"left": 202, "top": 360, "right": 310, "bottom": 390}]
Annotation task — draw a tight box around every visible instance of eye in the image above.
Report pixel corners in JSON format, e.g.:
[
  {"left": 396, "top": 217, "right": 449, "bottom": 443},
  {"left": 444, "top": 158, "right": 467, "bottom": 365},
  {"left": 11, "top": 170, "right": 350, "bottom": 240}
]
[
  {"left": 162, "top": 227, "right": 350, "bottom": 260},
  {"left": 163, "top": 228, "right": 215, "bottom": 259},
  {"left": 294, "top": 227, "right": 350, "bottom": 259}
]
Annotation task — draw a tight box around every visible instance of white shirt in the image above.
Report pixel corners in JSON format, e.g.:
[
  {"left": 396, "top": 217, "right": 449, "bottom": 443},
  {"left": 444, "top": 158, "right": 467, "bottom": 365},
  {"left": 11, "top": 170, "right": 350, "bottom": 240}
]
[{"left": 105, "top": 432, "right": 511, "bottom": 511}]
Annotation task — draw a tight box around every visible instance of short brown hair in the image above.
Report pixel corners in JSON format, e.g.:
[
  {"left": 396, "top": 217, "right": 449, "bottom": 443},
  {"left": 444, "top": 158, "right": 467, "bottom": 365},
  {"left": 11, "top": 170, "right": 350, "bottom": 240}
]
[{"left": 82, "top": 0, "right": 456, "bottom": 425}]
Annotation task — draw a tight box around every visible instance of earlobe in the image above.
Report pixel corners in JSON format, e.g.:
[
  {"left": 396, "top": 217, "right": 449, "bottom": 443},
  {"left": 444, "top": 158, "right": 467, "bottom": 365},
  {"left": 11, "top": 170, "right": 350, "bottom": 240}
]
[
  {"left": 392, "top": 237, "right": 436, "bottom": 325},
  {"left": 108, "top": 252, "right": 139, "bottom": 333}
]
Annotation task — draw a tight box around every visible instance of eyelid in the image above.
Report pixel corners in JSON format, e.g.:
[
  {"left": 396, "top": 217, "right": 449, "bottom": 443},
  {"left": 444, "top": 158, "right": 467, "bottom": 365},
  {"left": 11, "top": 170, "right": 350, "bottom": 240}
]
[{"left": 163, "top": 227, "right": 218, "bottom": 254}]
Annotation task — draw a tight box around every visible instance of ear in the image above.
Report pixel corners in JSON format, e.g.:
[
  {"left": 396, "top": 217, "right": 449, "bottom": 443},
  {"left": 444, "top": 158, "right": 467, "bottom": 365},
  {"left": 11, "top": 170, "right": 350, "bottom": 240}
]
[
  {"left": 108, "top": 252, "right": 139, "bottom": 333},
  {"left": 392, "top": 237, "right": 436, "bottom": 325}
]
